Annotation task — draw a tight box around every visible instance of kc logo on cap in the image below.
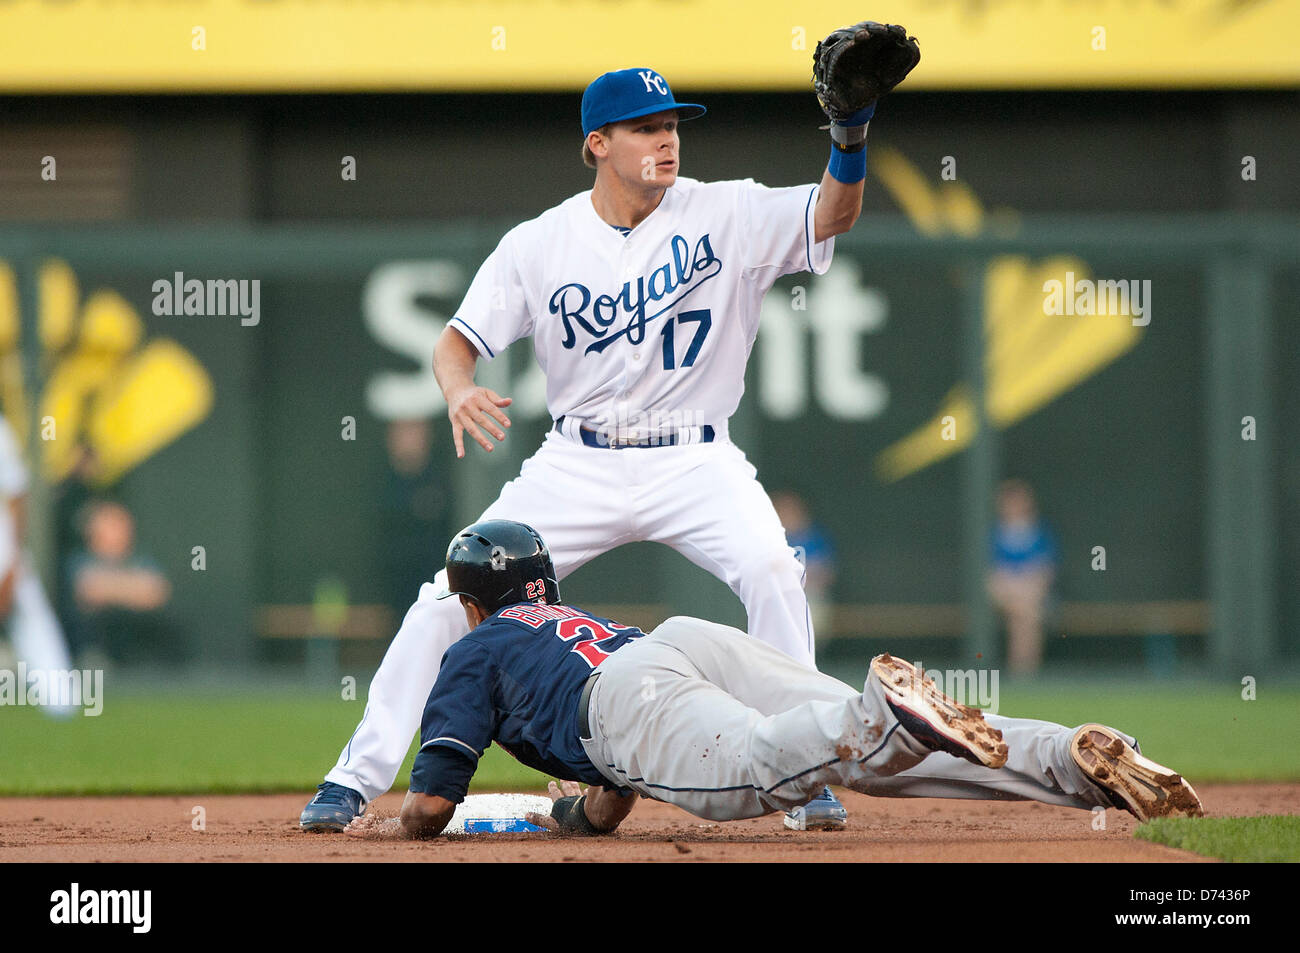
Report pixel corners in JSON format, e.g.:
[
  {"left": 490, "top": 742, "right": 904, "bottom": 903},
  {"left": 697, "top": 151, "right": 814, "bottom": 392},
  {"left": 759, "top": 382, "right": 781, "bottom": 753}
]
[
  {"left": 581, "top": 67, "right": 707, "bottom": 137},
  {"left": 638, "top": 70, "right": 668, "bottom": 95}
]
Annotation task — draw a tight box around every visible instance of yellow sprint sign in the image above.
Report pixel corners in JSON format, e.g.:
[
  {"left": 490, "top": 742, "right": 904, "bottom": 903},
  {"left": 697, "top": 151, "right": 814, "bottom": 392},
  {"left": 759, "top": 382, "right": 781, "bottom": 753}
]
[
  {"left": 875, "top": 256, "right": 1145, "bottom": 483},
  {"left": 0, "top": 259, "right": 214, "bottom": 486},
  {"left": 0, "top": 0, "right": 1294, "bottom": 92}
]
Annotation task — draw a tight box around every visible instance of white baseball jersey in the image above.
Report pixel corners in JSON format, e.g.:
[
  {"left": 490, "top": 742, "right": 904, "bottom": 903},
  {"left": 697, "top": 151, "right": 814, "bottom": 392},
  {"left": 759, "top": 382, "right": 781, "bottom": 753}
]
[{"left": 448, "top": 177, "right": 834, "bottom": 434}]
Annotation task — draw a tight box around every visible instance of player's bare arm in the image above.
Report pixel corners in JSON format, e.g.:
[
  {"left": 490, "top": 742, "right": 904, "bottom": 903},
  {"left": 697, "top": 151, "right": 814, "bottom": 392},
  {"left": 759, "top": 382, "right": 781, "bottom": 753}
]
[
  {"left": 339, "top": 790, "right": 456, "bottom": 839},
  {"left": 584, "top": 784, "right": 638, "bottom": 830},
  {"left": 433, "top": 324, "right": 512, "bottom": 458},
  {"left": 0, "top": 565, "right": 13, "bottom": 616},
  {"left": 398, "top": 790, "right": 457, "bottom": 838},
  {"left": 10, "top": 491, "right": 25, "bottom": 543},
  {"left": 813, "top": 170, "right": 865, "bottom": 243}
]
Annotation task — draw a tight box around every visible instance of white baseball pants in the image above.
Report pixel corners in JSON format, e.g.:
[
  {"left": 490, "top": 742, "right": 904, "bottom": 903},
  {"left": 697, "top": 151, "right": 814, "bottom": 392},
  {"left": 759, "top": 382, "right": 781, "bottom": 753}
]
[
  {"left": 580, "top": 617, "right": 1117, "bottom": 820},
  {"left": 327, "top": 432, "right": 814, "bottom": 802},
  {"left": 9, "top": 555, "right": 76, "bottom": 718}
]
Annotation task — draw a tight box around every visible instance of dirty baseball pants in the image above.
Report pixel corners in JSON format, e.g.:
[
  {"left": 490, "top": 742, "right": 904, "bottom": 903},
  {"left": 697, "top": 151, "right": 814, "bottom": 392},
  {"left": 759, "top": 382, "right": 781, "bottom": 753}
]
[
  {"left": 327, "top": 431, "right": 814, "bottom": 802},
  {"left": 580, "top": 617, "right": 1118, "bottom": 820}
]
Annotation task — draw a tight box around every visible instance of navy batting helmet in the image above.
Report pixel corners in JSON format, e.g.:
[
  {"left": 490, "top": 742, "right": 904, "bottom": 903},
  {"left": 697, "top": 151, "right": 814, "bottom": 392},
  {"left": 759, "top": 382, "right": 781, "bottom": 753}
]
[{"left": 435, "top": 520, "right": 560, "bottom": 615}]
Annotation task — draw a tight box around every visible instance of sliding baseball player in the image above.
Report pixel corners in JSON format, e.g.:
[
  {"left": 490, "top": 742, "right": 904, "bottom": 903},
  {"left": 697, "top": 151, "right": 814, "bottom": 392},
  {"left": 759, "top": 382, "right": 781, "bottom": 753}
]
[{"left": 345, "top": 520, "right": 1204, "bottom": 840}]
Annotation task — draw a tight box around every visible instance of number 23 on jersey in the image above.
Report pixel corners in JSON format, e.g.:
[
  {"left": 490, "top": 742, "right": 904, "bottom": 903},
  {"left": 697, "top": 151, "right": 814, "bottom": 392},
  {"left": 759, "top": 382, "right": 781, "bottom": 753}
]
[{"left": 556, "top": 617, "right": 633, "bottom": 668}]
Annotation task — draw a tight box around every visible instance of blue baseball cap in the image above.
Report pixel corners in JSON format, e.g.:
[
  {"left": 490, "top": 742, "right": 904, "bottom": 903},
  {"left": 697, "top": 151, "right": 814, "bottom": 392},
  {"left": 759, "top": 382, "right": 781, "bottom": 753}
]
[{"left": 581, "top": 68, "right": 706, "bottom": 137}]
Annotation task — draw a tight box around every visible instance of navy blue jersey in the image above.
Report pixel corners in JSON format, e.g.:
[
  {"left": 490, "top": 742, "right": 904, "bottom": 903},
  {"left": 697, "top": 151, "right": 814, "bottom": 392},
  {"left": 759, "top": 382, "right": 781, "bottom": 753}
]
[{"left": 408, "top": 603, "right": 647, "bottom": 803}]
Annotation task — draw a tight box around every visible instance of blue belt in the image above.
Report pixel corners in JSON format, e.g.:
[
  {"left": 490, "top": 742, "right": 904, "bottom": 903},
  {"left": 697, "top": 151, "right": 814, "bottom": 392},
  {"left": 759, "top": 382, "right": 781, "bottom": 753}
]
[{"left": 554, "top": 415, "right": 715, "bottom": 449}]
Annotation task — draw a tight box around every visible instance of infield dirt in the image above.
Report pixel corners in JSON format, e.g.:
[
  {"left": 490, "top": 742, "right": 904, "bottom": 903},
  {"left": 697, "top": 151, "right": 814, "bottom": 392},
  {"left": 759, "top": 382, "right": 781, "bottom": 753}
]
[{"left": 3, "top": 784, "right": 1295, "bottom": 862}]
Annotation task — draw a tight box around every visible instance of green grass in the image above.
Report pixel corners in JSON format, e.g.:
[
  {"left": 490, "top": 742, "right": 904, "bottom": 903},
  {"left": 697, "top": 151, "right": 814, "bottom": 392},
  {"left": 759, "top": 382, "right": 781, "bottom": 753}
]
[
  {"left": 1136, "top": 815, "right": 1300, "bottom": 862},
  {"left": 0, "top": 693, "right": 548, "bottom": 796},
  {"left": 0, "top": 682, "right": 1295, "bottom": 796},
  {"left": 991, "top": 684, "right": 1300, "bottom": 783}
]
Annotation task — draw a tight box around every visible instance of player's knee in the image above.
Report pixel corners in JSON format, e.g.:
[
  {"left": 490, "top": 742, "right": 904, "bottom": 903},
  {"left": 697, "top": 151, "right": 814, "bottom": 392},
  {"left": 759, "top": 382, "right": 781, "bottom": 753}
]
[
  {"left": 733, "top": 547, "right": 806, "bottom": 595},
  {"left": 747, "top": 725, "right": 815, "bottom": 811}
]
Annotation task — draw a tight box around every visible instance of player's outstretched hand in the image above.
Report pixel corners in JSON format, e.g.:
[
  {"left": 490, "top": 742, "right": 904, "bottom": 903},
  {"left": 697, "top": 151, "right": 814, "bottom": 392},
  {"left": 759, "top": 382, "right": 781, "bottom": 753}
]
[
  {"left": 525, "top": 779, "right": 585, "bottom": 832},
  {"left": 343, "top": 812, "right": 407, "bottom": 840},
  {"left": 446, "top": 384, "right": 512, "bottom": 458},
  {"left": 526, "top": 779, "right": 637, "bottom": 834}
]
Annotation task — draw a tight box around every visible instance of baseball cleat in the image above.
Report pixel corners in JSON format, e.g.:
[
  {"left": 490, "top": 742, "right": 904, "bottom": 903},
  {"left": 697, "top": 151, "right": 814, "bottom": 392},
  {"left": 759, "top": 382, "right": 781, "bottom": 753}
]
[
  {"left": 299, "top": 781, "right": 366, "bottom": 832},
  {"left": 1071, "top": 724, "right": 1204, "bottom": 822},
  {"left": 784, "top": 786, "right": 848, "bottom": 831},
  {"left": 871, "top": 654, "right": 1008, "bottom": 769}
]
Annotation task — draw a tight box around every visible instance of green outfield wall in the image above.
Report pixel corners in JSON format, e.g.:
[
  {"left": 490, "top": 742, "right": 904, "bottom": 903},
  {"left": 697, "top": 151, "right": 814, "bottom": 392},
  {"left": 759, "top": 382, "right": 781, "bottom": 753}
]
[{"left": 0, "top": 217, "right": 1293, "bottom": 672}]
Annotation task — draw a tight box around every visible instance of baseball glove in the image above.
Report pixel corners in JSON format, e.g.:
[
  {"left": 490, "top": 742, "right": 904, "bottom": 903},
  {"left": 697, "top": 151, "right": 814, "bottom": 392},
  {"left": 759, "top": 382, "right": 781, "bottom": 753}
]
[{"left": 813, "top": 21, "right": 920, "bottom": 122}]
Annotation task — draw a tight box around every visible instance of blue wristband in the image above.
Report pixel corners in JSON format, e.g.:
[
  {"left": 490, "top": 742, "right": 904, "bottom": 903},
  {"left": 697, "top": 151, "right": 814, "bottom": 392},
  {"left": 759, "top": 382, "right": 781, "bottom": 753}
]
[
  {"left": 828, "top": 143, "right": 867, "bottom": 184},
  {"left": 837, "top": 102, "right": 876, "bottom": 126}
]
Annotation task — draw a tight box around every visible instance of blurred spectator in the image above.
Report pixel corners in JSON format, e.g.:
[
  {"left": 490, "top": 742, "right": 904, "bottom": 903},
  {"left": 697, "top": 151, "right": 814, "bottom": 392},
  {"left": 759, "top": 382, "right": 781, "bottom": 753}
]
[
  {"left": 381, "top": 418, "right": 451, "bottom": 618},
  {"left": 988, "top": 479, "right": 1058, "bottom": 675},
  {"left": 66, "top": 500, "right": 175, "bottom": 665},
  {"left": 54, "top": 443, "right": 100, "bottom": 561},
  {"left": 53, "top": 442, "right": 100, "bottom": 632},
  {"left": 771, "top": 490, "right": 837, "bottom": 640}
]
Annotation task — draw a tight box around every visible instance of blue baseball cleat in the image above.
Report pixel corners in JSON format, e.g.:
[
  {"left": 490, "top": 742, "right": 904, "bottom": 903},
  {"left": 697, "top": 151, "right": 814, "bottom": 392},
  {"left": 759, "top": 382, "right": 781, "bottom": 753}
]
[
  {"left": 300, "top": 781, "right": 366, "bottom": 832},
  {"left": 784, "top": 786, "right": 848, "bottom": 831}
]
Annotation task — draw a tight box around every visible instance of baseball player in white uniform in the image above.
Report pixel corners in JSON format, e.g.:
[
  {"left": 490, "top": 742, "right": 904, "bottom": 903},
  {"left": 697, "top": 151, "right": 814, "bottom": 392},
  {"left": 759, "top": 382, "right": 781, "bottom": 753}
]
[
  {"left": 0, "top": 415, "right": 75, "bottom": 718},
  {"left": 303, "top": 63, "right": 882, "bottom": 831}
]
